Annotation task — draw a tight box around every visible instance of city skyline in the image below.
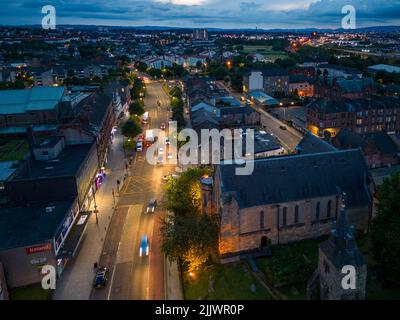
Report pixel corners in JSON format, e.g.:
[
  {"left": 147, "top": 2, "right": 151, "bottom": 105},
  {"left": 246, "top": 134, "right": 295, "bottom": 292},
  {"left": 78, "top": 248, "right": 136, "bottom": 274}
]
[{"left": 1, "top": 0, "right": 400, "bottom": 29}]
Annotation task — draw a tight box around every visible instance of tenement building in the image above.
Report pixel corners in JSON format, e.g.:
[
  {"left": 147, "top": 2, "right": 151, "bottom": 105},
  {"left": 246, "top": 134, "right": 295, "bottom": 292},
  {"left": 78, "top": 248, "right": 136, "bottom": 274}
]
[
  {"left": 307, "top": 96, "right": 400, "bottom": 138},
  {"left": 213, "top": 149, "right": 372, "bottom": 262}
]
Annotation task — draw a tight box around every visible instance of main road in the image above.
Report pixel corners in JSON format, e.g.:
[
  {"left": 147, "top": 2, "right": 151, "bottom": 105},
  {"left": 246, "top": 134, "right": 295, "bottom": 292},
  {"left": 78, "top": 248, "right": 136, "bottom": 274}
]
[
  {"left": 216, "top": 81, "right": 303, "bottom": 151},
  {"left": 91, "top": 80, "right": 174, "bottom": 300}
]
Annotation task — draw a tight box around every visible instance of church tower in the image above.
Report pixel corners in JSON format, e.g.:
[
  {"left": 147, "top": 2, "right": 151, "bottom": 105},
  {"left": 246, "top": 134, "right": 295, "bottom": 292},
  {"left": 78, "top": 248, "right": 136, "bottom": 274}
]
[{"left": 317, "top": 193, "right": 367, "bottom": 300}]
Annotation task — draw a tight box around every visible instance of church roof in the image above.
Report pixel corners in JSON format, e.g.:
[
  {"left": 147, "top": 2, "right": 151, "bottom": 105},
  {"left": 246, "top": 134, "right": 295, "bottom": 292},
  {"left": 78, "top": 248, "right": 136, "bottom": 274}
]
[{"left": 219, "top": 149, "right": 372, "bottom": 209}]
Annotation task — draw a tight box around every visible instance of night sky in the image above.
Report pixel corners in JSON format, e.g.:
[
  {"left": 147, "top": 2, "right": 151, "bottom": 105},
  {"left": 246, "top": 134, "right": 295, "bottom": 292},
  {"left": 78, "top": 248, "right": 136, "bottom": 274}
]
[{"left": 1, "top": 0, "right": 399, "bottom": 29}]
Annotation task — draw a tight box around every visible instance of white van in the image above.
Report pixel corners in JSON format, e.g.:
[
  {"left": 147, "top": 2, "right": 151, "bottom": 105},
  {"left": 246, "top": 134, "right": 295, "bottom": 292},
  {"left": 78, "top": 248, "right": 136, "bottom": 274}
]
[{"left": 136, "top": 141, "right": 143, "bottom": 152}]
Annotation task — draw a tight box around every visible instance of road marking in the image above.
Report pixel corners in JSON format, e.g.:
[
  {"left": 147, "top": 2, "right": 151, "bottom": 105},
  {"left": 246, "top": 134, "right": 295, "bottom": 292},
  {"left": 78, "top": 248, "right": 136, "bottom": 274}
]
[{"left": 107, "top": 240, "right": 122, "bottom": 300}]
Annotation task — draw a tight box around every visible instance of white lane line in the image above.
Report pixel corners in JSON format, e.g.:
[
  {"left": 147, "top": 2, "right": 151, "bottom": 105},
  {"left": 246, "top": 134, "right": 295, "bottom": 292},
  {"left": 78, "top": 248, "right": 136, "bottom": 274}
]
[{"left": 107, "top": 240, "right": 122, "bottom": 300}]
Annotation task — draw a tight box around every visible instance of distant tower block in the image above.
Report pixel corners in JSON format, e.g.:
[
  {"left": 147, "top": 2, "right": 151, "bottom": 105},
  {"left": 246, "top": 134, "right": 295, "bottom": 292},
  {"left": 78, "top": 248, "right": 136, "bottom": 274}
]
[
  {"left": 200, "top": 175, "right": 213, "bottom": 215},
  {"left": 317, "top": 194, "right": 367, "bottom": 300}
]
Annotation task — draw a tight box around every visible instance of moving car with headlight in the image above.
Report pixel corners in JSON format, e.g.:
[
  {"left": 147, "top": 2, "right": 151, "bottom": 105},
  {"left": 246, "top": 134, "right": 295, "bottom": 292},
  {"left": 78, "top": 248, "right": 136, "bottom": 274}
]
[
  {"left": 146, "top": 199, "right": 157, "bottom": 213},
  {"left": 139, "top": 235, "right": 149, "bottom": 257}
]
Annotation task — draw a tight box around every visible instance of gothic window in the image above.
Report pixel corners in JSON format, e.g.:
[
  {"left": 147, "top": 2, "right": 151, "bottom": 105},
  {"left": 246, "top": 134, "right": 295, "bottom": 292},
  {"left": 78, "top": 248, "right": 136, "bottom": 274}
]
[
  {"left": 327, "top": 200, "right": 332, "bottom": 218},
  {"left": 282, "top": 207, "right": 287, "bottom": 226},
  {"left": 260, "top": 211, "right": 264, "bottom": 230},
  {"left": 324, "top": 260, "right": 330, "bottom": 273},
  {"left": 316, "top": 202, "right": 320, "bottom": 221}
]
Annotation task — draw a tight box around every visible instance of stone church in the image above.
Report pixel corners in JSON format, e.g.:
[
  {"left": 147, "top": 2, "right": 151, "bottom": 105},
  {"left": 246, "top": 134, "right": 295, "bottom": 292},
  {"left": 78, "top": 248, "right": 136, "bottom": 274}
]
[{"left": 209, "top": 148, "right": 372, "bottom": 263}]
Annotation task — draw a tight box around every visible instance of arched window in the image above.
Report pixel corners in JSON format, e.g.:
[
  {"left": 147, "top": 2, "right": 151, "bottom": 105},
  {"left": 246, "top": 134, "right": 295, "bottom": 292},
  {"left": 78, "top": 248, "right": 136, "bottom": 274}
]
[
  {"left": 327, "top": 200, "right": 332, "bottom": 218},
  {"left": 294, "top": 205, "right": 299, "bottom": 224},
  {"left": 260, "top": 211, "right": 264, "bottom": 230},
  {"left": 282, "top": 207, "right": 287, "bottom": 226}
]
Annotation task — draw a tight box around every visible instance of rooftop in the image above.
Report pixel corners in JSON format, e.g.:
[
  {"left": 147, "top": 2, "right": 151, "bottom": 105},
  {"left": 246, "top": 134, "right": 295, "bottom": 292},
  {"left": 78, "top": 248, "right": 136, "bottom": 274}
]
[
  {"left": 12, "top": 143, "right": 93, "bottom": 181},
  {"left": 0, "top": 86, "right": 65, "bottom": 115},
  {"left": 296, "top": 131, "right": 337, "bottom": 154},
  {"left": 0, "top": 199, "right": 74, "bottom": 250},
  {"left": 220, "top": 149, "right": 371, "bottom": 209}
]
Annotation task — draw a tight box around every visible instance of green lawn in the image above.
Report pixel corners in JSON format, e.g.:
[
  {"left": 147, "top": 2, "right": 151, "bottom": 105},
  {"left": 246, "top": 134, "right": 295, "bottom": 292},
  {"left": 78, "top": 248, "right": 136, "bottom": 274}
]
[
  {"left": 242, "top": 45, "right": 289, "bottom": 61},
  {"left": 183, "top": 262, "right": 274, "bottom": 300},
  {"left": 9, "top": 283, "right": 53, "bottom": 300},
  {"left": 255, "top": 237, "right": 324, "bottom": 289},
  {"left": 0, "top": 139, "right": 29, "bottom": 161}
]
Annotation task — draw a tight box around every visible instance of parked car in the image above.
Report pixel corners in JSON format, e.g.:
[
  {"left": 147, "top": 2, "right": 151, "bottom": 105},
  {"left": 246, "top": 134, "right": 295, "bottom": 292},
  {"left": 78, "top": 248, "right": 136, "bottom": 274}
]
[
  {"left": 136, "top": 142, "right": 143, "bottom": 152},
  {"left": 160, "top": 122, "right": 166, "bottom": 130},
  {"left": 163, "top": 173, "right": 179, "bottom": 181},
  {"left": 279, "top": 125, "right": 287, "bottom": 130},
  {"left": 158, "top": 147, "right": 164, "bottom": 155},
  {"left": 165, "top": 137, "right": 170, "bottom": 145},
  {"left": 157, "top": 155, "right": 164, "bottom": 165},
  {"left": 137, "top": 135, "right": 144, "bottom": 142},
  {"left": 139, "top": 235, "right": 149, "bottom": 257},
  {"left": 146, "top": 199, "right": 157, "bottom": 213},
  {"left": 93, "top": 267, "right": 109, "bottom": 289},
  {"left": 167, "top": 152, "right": 173, "bottom": 159}
]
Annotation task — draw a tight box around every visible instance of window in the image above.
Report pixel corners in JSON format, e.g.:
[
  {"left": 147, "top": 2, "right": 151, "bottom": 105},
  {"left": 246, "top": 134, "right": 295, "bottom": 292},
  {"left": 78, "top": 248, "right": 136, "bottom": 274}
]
[
  {"left": 282, "top": 207, "right": 287, "bottom": 226},
  {"left": 294, "top": 205, "right": 299, "bottom": 224},
  {"left": 324, "top": 260, "right": 330, "bottom": 273},
  {"left": 327, "top": 200, "right": 331, "bottom": 218},
  {"left": 316, "top": 202, "right": 320, "bottom": 221},
  {"left": 260, "top": 211, "right": 265, "bottom": 230},
  {"left": 42, "top": 150, "right": 49, "bottom": 156}
]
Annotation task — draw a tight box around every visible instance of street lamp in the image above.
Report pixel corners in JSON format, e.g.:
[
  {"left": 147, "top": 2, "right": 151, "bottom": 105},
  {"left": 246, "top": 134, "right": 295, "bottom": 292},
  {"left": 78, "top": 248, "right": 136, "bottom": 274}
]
[{"left": 93, "top": 190, "right": 99, "bottom": 225}]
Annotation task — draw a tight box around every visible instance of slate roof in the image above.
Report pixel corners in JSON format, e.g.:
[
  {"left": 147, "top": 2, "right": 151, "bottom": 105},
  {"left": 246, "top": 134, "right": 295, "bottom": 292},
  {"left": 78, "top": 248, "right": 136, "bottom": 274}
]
[
  {"left": 334, "top": 129, "right": 399, "bottom": 155},
  {"left": 308, "top": 96, "right": 400, "bottom": 114},
  {"left": 296, "top": 131, "right": 337, "bottom": 154},
  {"left": 219, "top": 149, "right": 371, "bottom": 209}
]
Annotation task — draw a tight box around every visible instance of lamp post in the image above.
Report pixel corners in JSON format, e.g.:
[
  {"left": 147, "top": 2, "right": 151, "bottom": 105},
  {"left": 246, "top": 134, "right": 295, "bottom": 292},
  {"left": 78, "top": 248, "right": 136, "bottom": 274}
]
[{"left": 93, "top": 190, "right": 99, "bottom": 225}]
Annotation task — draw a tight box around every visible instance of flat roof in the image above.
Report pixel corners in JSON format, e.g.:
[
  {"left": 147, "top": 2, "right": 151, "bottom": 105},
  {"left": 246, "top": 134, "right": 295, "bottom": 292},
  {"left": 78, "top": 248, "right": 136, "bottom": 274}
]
[
  {"left": 12, "top": 143, "right": 93, "bottom": 180},
  {"left": 0, "top": 199, "right": 74, "bottom": 251}
]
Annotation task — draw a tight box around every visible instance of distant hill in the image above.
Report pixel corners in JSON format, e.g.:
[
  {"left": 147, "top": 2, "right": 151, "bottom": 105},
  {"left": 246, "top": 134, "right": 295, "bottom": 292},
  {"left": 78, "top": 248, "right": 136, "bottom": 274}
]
[{"left": 5, "top": 24, "right": 400, "bottom": 33}]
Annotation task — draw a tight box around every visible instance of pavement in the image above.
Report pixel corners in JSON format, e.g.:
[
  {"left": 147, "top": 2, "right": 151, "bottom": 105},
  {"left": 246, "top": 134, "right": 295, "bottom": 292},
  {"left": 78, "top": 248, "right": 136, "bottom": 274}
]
[{"left": 53, "top": 126, "right": 128, "bottom": 300}]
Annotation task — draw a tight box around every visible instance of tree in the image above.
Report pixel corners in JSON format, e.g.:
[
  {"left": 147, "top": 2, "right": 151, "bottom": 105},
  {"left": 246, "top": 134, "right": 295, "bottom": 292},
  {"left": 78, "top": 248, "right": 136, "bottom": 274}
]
[
  {"left": 165, "top": 167, "right": 210, "bottom": 216},
  {"left": 121, "top": 117, "right": 142, "bottom": 138},
  {"left": 370, "top": 172, "right": 400, "bottom": 286},
  {"left": 162, "top": 168, "right": 218, "bottom": 273},
  {"left": 129, "top": 100, "right": 145, "bottom": 116},
  {"left": 162, "top": 213, "right": 219, "bottom": 273}
]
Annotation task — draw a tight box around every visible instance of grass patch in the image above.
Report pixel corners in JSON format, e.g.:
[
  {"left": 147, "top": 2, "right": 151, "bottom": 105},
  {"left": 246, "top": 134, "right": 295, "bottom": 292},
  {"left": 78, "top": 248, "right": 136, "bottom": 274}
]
[
  {"left": 255, "top": 237, "right": 324, "bottom": 289},
  {"left": 0, "top": 139, "right": 29, "bottom": 161},
  {"left": 9, "top": 283, "right": 52, "bottom": 300},
  {"left": 183, "top": 262, "right": 274, "bottom": 300},
  {"left": 242, "top": 45, "right": 289, "bottom": 61}
]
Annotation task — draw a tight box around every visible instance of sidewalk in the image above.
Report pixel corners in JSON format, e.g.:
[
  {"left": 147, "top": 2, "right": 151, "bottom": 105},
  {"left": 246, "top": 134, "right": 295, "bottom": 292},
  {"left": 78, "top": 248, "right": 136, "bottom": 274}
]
[
  {"left": 53, "top": 129, "right": 128, "bottom": 300},
  {"left": 165, "top": 257, "right": 184, "bottom": 300}
]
